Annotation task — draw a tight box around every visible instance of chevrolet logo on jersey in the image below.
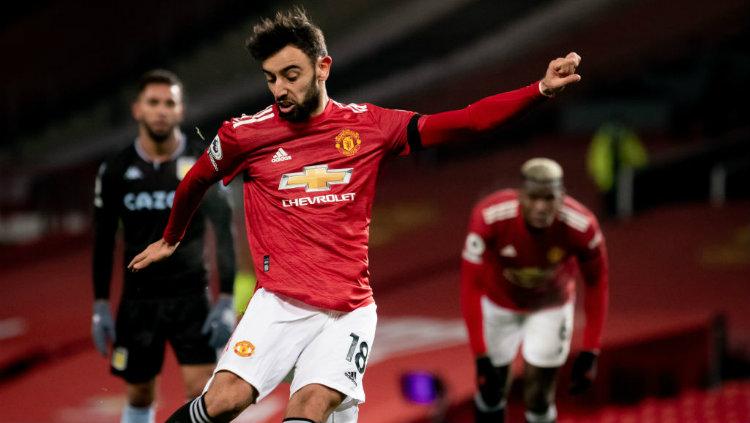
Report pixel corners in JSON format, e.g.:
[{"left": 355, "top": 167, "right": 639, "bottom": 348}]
[
  {"left": 503, "top": 267, "right": 555, "bottom": 289},
  {"left": 279, "top": 164, "right": 353, "bottom": 193}
]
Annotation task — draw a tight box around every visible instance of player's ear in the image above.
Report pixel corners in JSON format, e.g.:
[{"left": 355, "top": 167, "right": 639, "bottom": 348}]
[
  {"left": 174, "top": 101, "right": 185, "bottom": 123},
  {"left": 317, "top": 55, "right": 332, "bottom": 82},
  {"left": 131, "top": 100, "right": 141, "bottom": 121}
]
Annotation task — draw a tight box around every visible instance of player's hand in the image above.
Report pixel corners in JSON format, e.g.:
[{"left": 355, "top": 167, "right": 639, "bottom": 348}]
[
  {"left": 91, "top": 300, "right": 115, "bottom": 357},
  {"left": 201, "top": 294, "right": 235, "bottom": 349},
  {"left": 540, "top": 52, "right": 582, "bottom": 97},
  {"left": 569, "top": 350, "right": 598, "bottom": 395},
  {"left": 127, "top": 238, "right": 179, "bottom": 272}
]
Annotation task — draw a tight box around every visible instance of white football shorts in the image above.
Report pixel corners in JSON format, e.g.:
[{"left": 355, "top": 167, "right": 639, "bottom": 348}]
[
  {"left": 207, "top": 288, "right": 377, "bottom": 405},
  {"left": 481, "top": 296, "right": 574, "bottom": 368}
]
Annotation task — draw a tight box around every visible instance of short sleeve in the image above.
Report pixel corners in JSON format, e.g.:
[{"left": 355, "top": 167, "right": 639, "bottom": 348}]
[
  {"left": 461, "top": 202, "right": 494, "bottom": 265},
  {"left": 578, "top": 215, "right": 605, "bottom": 263},
  {"left": 207, "top": 121, "right": 249, "bottom": 185},
  {"left": 368, "top": 104, "right": 417, "bottom": 156}
]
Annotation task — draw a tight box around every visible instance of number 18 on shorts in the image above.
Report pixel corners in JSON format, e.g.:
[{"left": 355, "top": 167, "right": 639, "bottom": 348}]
[{"left": 210, "top": 288, "right": 377, "bottom": 404}]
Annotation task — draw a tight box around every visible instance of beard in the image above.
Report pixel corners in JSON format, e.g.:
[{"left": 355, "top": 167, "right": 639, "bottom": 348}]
[
  {"left": 143, "top": 122, "right": 174, "bottom": 143},
  {"left": 277, "top": 77, "right": 321, "bottom": 123}
]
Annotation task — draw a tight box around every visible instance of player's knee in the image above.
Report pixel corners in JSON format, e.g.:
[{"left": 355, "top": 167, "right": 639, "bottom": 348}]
[
  {"left": 126, "top": 381, "right": 156, "bottom": 407},
  {"left": 288, "top": 384, "right": 345, "bottom": 418},
  {"left": 203, "top": 371, "right": 256, "bottom": 418}
]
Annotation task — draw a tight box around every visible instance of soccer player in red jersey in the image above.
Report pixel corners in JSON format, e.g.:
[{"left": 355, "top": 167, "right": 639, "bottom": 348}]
[
  {"left": 461, "top": 158, "right": 608, "bottom": 423},
  {"left": 128, "top": 8, "right": 583, "bottom": 423}
]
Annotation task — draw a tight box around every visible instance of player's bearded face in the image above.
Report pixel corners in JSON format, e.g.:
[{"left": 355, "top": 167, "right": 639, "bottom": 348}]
[
  {"left": 276, "top": 71, "right": 321, "bottom": 122},
  {"left": 521, "top": 183, "right": 563, "bottom": 228},
  {"left": 134, "top": 84, "right": 183, "bottom": 143}
]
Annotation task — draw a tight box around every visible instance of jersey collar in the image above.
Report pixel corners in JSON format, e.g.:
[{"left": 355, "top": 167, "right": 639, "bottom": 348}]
[
  {"left": 134, "top": 131, "right": 186, "bottom": 164},
  {"left": 274, "top": 99, "right": 333, "bottom": 126}
]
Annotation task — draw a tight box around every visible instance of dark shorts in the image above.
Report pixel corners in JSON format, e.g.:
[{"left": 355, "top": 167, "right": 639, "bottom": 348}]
[{"left": 111, "top": 292, "right": 216, "bottom": 384}]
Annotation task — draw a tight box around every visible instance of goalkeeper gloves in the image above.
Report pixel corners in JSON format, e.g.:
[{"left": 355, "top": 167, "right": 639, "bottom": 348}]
[
  {"left": 202, "top": 295, "right": 235, "bottom": 349},
  {"left": 91, "top": 300, "right": 116, "bottom": 356},
  {"left": 569, "top": 350, "right": 598, "bottom": 395}
]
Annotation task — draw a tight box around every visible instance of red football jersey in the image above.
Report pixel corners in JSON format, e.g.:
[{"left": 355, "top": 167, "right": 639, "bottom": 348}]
[
  {"left": 461, "top": 189, "right": 609, "bottom": 353},
  {"left": 209, "top": 100, "right": 415, "bottom": 311},
  {"left": 462, "top": 189, "right": 605, "bottom": 309}
]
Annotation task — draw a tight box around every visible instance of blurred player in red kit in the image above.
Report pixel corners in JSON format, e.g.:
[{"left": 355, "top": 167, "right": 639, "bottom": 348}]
[
  {"left": 128, "top": 7, "right": 583, "bottom": 423},
  {"left": 461, "top": 158, "right": 609, "bottom": 423}
]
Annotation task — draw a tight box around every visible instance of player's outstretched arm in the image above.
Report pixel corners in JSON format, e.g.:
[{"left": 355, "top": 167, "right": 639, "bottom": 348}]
[{"left": 416, "top": 52, "right": 582, "bottom": 148}]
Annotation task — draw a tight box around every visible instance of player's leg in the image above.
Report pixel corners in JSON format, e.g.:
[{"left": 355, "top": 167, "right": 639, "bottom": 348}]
[
  {"left": 288, "top": 302, "right": 378, "bottom": 422},
  {"left": 520, "top": 302, "right": 574, "bottom": 423},
  {"left": 165, "top": 370, "right": 256, "bottom": 423},
  {"left": 167, "top": 293, "right": 220, "bottom": 400},
  {"left": 122, "top": 380, "right": 157, "bottom": 423},
  {"left": 165, "top": 288, "right": 328, "bottom": 422},
  {"left": 522, "top": 363, "right": 558, "bottom": 423},
  {"left": 126, "top": 380, "right": 156, "bottom": 406},
  {"left": 474, "top": 360, "right": 512, "bottom": 423},
  {"left": 203, "top": 371, "right": 256, "bottom": 421},
  {"left": 113, "top": 298, "right": 166, "bottom": 423},
  {"left": 475, "top": 297, "right": 525, "bottom": 423},
  {"left": 181, "top": 364, "right": 215, "bottom": 399},
  {"left": 286, "top": 383, "right": 345, "bottom": 421}
]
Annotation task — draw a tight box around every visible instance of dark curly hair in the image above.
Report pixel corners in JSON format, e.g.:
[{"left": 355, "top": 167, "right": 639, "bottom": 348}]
[{"left": 245, "top": 6, "right": 327, "bottom": 64}]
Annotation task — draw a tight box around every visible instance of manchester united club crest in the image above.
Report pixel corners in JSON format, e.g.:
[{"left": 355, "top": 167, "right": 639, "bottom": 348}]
[
  {"left": 233, "top": 340, "right": 255, "bottom": 357},
  {"left": 547, "top": 247, "right": 565, "bottom": 264},
  {"left": 335, "top": 129, "right": 362, "bottom": 156}
]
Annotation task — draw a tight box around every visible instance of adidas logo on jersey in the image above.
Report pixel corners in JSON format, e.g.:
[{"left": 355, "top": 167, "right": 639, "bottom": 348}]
[
  {"left": 344, "top": 371, "right": 358, "bottom": 387},
  {"left": 271, "top": 148, "right": 292, "bottom": 163},
  {"left": 124, "top": 166, "right": 144, "bottom": 180}
]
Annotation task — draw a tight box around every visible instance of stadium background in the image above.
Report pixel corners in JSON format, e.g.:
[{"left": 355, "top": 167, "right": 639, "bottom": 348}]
[{"left": 1, "top": 1, "right": 749, "bottom": 422}]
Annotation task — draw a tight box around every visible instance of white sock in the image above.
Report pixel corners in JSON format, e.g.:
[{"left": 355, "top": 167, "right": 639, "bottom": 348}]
[{"left": 121, "top": 404, "right": 155, "bottom": 423}]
